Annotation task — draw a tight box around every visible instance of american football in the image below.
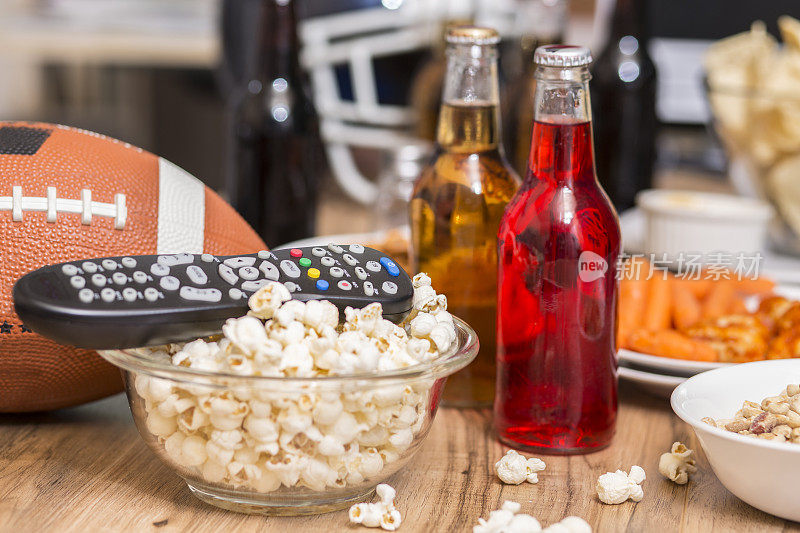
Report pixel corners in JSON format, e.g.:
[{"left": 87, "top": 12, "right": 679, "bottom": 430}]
[{"left": 0, "top": 122, "right": 266, "bottom": 412}]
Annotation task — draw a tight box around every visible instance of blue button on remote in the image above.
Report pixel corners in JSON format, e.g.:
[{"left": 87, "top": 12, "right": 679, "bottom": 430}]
[
  {"left": 379, "top": 257, "right": 400, "bottom": 277},
  {"left": 316, "top": 279, "right": 329, "bottom": 291}
]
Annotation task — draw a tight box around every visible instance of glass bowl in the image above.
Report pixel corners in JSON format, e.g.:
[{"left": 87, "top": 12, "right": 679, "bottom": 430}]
[
  {"left": 98, "top": 317, "right": 478, "bottom": 515},
  {"left": 706, "top": 84, "right": 800, "bottom": 255}
]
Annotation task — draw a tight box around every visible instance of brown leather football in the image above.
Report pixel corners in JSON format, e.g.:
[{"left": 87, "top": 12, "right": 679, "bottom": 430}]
[{"left": 0, "top": 122, "right": 266, "bottom": 412}]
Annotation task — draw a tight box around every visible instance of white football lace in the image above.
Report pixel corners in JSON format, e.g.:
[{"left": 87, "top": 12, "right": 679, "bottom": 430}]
[{"left": 0, "top": 186, "right": 127, "bottom": 229}]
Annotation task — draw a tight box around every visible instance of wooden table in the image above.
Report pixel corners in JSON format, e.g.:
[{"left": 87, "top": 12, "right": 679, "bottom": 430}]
[{"left": 1, "top": 384, "right": 797, "bottom": 532}]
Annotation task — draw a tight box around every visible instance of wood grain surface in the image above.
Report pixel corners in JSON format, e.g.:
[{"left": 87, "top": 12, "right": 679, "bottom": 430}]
[{"left": 1, "top": 384, "right": 798, "bottom": 533}]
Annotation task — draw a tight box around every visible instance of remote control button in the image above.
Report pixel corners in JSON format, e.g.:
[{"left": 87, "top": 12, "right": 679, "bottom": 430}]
[
  {"left": 132, "top": 271, "right": 148, "bottom": 284},
  {"left": 201, "top": 253, "right": 214, "bottom": 263},
  {"left": 180, "top": 286, "right": 222, "bottom": 303},
  {"left": 379, "top": 257, "right": 400, "bottom": 277},
  {"left": 329, "top": 267, "right": 345, "bottom": 278},
  {"left": 112, "top": 272, "right": 128, "bottom": 285},
  {"left": 121, "top": 257, "right": 137, "bottom": 268},
  {"left": 312, "top": 247, "right": 327, "bottom": 257},
  {"left": 218, "top": 264, "right": 239, "bottom": 285},
  {"left": 280, "top": 260, "right": 301, "bottom": 278},
  {"left": 158, "top": 253, "right": 194, "bottom": 267},
  {"left": 298, "top": 257, "right": 311, "bottom": 267},
  {"left": 285, "top": 281, "right": 300, "bottom": 292},
  {"left": 229, "top": 288, "right": 243, "bottom": 300},
  {"left": 187, "top": 265, "right": 208, "bottom": 285},
  {"left": 224, "top": 257, "right": 256, "bottom": 268},
  {"left": 258, "top": 250, "right": 277, "bottom": 260},
  {"left": 70, "top": 276, "right": 85, "bottom": 289},
  {"left": 239, "top": 266, "right": 259, "bottom": 280},
  {"left": 151, "top": 263, "right": 170, "bottom": 277},
  {"left": 349, "top": 244, "right": 365, "bottom": 254},
  {"left": 81, "top": 261, "right": 98, "bottom": 274},
  {"left": 290, "top": 248, "right": 303, "bottom": 258},
  {"left": 144, "top": 287, "right": 160, "bottom": 302},
  {"left": 327, "top": 243, "right": 343, "bottom": 254},
  {"left": 366, "top": 261, "right": 381, "bottom": 272},
  {"left": 91, "top": 274, "right": 107, "bottom": 287},
  {"left": 100, "top": 288, "right": 116, "bottom": 302},
  {"left": 122, "top": 288, "right": 138, "bottom": 302},
  {"left": 160, "top": 276, "right": 180, "bottom": 291},
  {"left": 342, "top": 254, "right": 358, "bottom": 266},
  {"left": 78, "top": 288, "right": 95, "bottom": 303},
  {"left": 102, "top": 259, "right": 118, "bottom": 271},
  {"left": 307, "top": 268, "right": 320, "bottom": 279},
  {"left": 62, "top": 264, "right": 78, "bottom": 276},
  {"left": 316, "top": 279, "right": 329, "bottom": 291},
  {"left": 321, "top": 256, "right": 335, "bottom": 267},
  {"left": 363, "top": 281, "right": 374, "bottom": 296},
  {"left": 259, "top": 261, "right": 280, "bottom": 281},
  {"left": 355, "top": 266, "right": 368, "bottom": 280},
  {"left": 241, "top": 279, "right": 270, "bottom": 292},
  {"left": 338, "top": 280, "right": 352, "bottom": 291},
  {"left": 382, "top": 281, "right": 398, "bottom": 295}
]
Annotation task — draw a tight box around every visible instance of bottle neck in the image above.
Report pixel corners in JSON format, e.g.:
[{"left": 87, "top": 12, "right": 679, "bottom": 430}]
[
  {"left": 528, "top": 65, "right": 596, "bottom": 185},
  {"left": 436, "top": 43, "right": 501, "bottom": 152},
  {"left": 256, "top": 0, "right": 302, "bottom": 79},
  {"left": 608, "top": 0, "right": 648, "bottom": 41}
]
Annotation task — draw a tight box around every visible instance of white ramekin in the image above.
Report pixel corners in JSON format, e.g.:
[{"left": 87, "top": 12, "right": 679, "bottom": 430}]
[{"left": 635, "top": 190, "right": 773, "bottom": 265}]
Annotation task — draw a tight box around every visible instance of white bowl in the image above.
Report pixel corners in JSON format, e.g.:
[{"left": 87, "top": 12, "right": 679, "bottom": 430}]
[
  {"left": 636, "top": 190, "right": 773, "bottom": 265},
  {"left": 671, "top": 360, "right": 800, "bottom": 521}
]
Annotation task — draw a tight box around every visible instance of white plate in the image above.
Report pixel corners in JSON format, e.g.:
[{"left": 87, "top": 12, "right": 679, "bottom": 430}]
[
  {"left": 619, "top": 366, "right": 685, "bottom": 399},
  {"left": 618, "top": 349, "right": 729, "bottom": 376},
  {"left": 277, "top": 227, "right": 409, "bottom": 250}
]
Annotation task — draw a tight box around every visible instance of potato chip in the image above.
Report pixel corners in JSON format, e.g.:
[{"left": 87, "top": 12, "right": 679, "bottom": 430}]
[{"left": 779, "top": 15, "right": 800, "bottom": 51}]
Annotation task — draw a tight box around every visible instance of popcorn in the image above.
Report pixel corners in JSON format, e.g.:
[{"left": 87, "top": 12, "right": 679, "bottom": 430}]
[
  {"left": 543, "top": 517, "right": 593, "bottom": 533},
  {"left": 349, "top": 483, "right": 402, "bottom": 531},
  {"left": 123, "top": 278, "right": 455, "bottom": 494},
  {"left": 474, "top": 502, "right": 592, "bottom": 533},
  {"left": 596, "top": 465, "right": 646, "bottom": 504},
  {"left": 658, "top": 442, "right": 697, "bottom": 485},
  {"left": 494, "top": 450, "right": 546, "bottom": 485},
  {"left": 473, "top": 501, "right": 541, "bottom": 533}
]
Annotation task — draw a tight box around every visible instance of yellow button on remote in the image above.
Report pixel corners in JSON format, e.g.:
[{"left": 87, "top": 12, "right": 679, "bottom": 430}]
[{"left": 307, "top": 268, "right": 320, "bottom": 279}]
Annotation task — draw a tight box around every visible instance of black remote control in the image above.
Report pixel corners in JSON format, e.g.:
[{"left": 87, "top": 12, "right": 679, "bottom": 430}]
[{"left": 13, "top": 244, "right": 413, "bottom": 350}]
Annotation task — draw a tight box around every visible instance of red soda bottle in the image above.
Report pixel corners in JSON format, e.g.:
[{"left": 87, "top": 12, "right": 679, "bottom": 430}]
[{"left": 495, "top": 45, "right": 621, "bottom": 454}]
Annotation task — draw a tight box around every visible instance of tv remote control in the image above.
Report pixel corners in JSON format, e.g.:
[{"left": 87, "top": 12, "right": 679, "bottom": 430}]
[{"left": 13, "top": 244, "right": 413, "bottom": 350}]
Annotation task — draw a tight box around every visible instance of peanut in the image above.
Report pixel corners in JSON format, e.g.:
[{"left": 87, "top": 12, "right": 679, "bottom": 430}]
[
  {"left": 712, "top": 384, "right": 800, "bottom": 445},
  {"left": 787, "top": 384, "right": 800, "bottom": 397}
]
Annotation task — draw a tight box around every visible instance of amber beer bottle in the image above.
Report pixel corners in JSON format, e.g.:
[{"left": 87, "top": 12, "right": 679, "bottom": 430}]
[
  {"left": 411, "top": 26, "right": 521, "bottom": 407},
  {"left": 225, "top": 0, "right": 324, "bottom": 247}
]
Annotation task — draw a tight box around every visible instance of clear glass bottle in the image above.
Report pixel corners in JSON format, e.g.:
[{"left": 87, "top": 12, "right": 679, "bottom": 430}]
[
  {"left": 411, "top": 26, "right": 521, "bottom": 407},
  {"left": 374, "top": 143, "right": 431, "bottom": 232},
  {"left": 495, "top": 45, "right": 621, "bottom": 453}
]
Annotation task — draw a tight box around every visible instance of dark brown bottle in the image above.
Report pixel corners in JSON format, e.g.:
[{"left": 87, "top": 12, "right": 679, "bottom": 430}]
[
  {"left": 225, "top": 0, "right": 324, "bottom": 247},
  {"left": 500, "top": 0, "right": 567, "bottom": 176},
  {"left": 590, "top": 0, "right": 657, "bottom": 211}
]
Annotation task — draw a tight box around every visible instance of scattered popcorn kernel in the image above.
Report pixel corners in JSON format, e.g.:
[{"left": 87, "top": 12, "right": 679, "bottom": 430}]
[
  {"left": 543, "top": 516, "right": 593, "bottom": 533},
  {"left": 495, "top": 450, "right": 546, "bottom": 485},
  {"left": 349, "top": 484, "right": 401, "bottom": 531},
  {"left": 473, "top": 501, "right": 541, "bottom": 533},
  {"left": 658, "top": 442, "right": 697, "bottom": 485},
  {"left": 596, "top": 466, "right": 646, "bottom": 504}
]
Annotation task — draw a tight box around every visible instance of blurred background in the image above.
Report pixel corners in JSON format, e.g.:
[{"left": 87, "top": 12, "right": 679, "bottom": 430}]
[{"left": 1, "top": 0, "right": 798, "bottom": 249}]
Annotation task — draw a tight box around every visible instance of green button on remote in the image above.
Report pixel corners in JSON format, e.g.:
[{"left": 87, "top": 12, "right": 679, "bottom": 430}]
[{"left": 298, "top": 257, "right": 311, "bottom": 267}]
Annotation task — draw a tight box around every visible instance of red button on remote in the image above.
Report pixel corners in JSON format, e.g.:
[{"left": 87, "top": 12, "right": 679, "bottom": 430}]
[{"left": 290, "top": 248, "right": 303, "bottom": 258}]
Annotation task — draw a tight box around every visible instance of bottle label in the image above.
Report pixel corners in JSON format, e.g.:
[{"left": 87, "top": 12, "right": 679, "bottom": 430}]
[{"left": 578, "top": 251, "right": 608, "bottom": 283}]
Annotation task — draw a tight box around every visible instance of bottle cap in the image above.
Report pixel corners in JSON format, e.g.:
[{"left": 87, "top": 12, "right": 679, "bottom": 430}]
[
  {"left": 445, "top": 26, "right": 500, "bottom": 45},
  {"left": 534, "top": 45, "right": 593, "bottom": 67}
]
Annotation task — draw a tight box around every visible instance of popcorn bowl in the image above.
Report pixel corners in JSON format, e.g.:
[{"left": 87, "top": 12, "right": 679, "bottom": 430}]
[{"left": 98, "top": 317, "right": 478, "bottom": 516}]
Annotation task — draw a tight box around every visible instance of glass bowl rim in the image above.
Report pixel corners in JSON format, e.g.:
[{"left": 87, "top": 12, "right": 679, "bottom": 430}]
[{"left": 98, "top": 317, "right": 479, "bottom": 386}]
